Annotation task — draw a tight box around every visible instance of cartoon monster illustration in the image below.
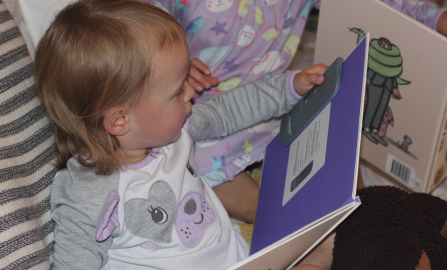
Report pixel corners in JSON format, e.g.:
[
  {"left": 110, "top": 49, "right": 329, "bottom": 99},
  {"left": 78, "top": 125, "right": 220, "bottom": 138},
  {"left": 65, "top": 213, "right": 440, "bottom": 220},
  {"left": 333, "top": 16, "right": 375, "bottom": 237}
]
[
  {"left": 236, "top": 25, "right": 255, "bottom": 47},
  {"left": 250, "top": 51, "right": 285, "bottom": 75},
  {"left": 351, "top": 28, "right": 411, "bottom": 146},
  {"left": 206, "top": 0, "right": 233, "bottom": 13}
]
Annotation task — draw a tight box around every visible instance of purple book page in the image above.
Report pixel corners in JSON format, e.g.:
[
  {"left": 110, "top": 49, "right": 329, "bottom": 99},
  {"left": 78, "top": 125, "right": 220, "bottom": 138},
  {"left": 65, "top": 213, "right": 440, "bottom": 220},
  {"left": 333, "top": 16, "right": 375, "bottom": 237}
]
[{"left": 251, "top": 37, "right": 367, "bottom": 254}]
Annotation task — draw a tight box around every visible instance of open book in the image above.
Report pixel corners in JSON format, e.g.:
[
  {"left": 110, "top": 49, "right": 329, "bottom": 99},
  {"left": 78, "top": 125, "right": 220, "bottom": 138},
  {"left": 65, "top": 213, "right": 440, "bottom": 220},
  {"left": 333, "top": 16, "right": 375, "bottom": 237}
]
[
  {"left": 314, "top": 0, "right": 447, "bottom": 193},
  {"left": 228, "top": 35, "right": 370, "bottom": 270}
]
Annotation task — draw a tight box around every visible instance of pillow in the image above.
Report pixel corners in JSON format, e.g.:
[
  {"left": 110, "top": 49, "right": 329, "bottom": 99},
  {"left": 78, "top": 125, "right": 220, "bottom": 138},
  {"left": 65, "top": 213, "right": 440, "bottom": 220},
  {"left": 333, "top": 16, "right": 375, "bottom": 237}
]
[
  {"left": 0, "top": 1, "right": 56, "bottom": 269},
  {"left": 8, "top": 0, "right": 73, "bottom": 57}
]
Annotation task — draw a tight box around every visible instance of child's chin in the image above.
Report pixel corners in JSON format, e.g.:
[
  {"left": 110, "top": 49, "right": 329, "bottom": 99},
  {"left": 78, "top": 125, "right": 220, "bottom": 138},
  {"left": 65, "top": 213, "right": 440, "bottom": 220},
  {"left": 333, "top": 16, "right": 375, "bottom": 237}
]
[{"left": 170, "top": 131, "right": 182, "bottom": 143}]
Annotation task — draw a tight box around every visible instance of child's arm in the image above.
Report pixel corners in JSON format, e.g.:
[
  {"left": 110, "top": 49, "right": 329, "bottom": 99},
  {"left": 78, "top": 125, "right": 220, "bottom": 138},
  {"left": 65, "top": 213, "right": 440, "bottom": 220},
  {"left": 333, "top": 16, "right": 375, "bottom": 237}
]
[
  {"left": 51, "top": 160, "right": 119, "bottom": 269},
  {"left": 188, "top": 64, "right": 327, "bottom": 142},
  {"left": 187, "top": 58, "right": 219, "bottom": 93}
]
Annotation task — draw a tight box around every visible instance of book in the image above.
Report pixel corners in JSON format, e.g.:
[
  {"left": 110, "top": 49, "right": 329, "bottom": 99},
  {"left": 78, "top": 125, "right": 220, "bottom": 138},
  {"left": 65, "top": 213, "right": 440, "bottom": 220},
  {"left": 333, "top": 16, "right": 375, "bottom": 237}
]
[
  {"left": 314, "top": 0, "right": 447, "bottom": 192},
  {"left": 228, "top": 34, "right": 369, "bottom": 270}
]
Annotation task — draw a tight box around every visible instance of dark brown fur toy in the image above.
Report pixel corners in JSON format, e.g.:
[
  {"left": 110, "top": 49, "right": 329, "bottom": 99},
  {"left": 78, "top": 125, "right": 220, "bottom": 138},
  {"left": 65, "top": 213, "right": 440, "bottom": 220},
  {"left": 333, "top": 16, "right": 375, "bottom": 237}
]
[{"left": 332, "top": 186, "right": 447, "bottom": 270}]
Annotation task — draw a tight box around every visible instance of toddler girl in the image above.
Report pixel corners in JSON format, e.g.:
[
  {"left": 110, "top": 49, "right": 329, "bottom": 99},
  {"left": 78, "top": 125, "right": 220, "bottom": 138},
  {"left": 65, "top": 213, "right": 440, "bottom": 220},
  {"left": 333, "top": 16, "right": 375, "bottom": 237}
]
[{"left": 34, "top": 0, "right": 327, "bottom": 269}]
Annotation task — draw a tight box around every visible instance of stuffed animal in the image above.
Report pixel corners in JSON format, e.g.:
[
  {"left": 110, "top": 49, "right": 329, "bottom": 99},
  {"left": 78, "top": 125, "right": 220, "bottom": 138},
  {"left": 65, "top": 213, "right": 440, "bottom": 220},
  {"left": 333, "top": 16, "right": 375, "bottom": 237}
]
[{"left": 332, "top": 186, "right": 447, "bottom": 270}]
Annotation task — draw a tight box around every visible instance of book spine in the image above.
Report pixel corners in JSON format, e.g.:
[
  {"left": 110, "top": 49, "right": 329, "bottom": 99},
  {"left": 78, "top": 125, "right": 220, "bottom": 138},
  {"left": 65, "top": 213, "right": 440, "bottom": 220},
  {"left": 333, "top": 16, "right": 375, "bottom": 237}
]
[{"left": 428, "top": 108, "right": 447, "bottom": 192}]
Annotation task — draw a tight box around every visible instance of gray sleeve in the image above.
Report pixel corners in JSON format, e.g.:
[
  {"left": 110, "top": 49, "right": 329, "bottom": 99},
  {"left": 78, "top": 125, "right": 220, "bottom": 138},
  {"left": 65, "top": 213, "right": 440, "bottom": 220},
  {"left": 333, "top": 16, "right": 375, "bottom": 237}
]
[
  {"left": 189, "top": 71, "right": 298, "bottom": 142},
  {"left": 51, "top": 159, "right": 119, "bottom": 270}
]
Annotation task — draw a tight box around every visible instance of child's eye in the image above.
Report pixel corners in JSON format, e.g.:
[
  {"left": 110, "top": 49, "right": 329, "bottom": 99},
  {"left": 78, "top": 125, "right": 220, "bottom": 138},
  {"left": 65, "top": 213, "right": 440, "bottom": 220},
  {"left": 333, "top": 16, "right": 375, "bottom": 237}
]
[{"left": 176, "top": 85, "right": 187, "bottom": 97}]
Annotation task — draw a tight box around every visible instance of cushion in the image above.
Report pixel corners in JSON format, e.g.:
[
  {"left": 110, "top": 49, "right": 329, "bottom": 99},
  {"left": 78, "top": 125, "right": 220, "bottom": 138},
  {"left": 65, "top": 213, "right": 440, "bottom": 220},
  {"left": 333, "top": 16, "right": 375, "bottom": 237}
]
[{"left": 0, "top": 1, "right": 56, "bottom": 269}]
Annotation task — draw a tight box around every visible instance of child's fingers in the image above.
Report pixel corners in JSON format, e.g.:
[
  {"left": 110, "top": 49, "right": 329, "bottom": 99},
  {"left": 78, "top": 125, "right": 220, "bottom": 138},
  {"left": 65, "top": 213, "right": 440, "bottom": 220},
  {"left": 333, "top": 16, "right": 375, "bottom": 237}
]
[
  {"left": 190, "top": 58, "right": 211, "bottom": 75},
  {"left": 304, "top": 63, "right": 328, "bottom": 76},
  {"left": 295, "top": 74, "right": 324, "bottom": 95},
  {"left": 303, "top": 63, "right": 328, "bottom": 87},
  {"left": 188, "top": 67, "right": 211, "bottom": 89},
  {"left": 293, "top": 63, "right": 328, "bottom": 96},
  {"left": 188, "top": 58, "right": 219, "bottom": 92},
  {"left": 209, "top": 76, "right": 220, "bottom": 87},
  {"left": 187, "top": 72, "right": 219, "bottom": 93},
  {"left": 187, "top": 76, "right": 205, "bottom": 93},
  {"left": 298, "top": 71, "right": 325, "bottom": 89},
  {"left": 308, "top": 73, "right": 325, "bottom": 86}
]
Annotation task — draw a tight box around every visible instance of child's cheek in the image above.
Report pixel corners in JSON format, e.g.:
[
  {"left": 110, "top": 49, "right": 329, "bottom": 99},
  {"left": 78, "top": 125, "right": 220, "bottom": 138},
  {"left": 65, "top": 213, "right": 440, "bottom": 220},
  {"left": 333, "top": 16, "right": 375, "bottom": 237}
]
[{"left": 185, "top": 102, "right": 192, "bottom": 115}]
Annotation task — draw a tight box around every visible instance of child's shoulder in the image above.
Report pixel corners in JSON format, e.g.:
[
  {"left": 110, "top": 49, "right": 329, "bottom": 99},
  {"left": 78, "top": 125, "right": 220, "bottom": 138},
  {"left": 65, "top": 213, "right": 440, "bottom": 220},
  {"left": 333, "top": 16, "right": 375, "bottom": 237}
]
[{"left": 51, "top": 157, "right": 119, "bottom": 212}]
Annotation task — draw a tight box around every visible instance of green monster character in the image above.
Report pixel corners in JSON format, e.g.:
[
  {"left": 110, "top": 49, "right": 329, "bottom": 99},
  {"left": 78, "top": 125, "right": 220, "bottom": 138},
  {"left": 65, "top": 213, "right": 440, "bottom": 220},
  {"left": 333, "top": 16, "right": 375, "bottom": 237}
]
[{"left": 351, "top": 28, "right": 410, "bottom": 146}]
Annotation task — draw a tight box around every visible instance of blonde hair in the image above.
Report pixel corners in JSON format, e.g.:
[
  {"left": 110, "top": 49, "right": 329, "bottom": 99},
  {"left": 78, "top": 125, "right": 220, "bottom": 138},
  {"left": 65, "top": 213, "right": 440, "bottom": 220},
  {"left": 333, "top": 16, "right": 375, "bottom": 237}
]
[{"left": 35, "top": 0, "right": 188, "bottom": 175}]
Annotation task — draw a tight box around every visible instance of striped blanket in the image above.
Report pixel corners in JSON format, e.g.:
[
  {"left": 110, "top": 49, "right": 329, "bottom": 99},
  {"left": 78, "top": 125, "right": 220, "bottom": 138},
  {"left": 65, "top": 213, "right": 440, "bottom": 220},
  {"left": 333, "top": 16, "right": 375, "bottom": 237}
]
[{"left": 0, "top": 1, "right": 55, "bottom": 269}]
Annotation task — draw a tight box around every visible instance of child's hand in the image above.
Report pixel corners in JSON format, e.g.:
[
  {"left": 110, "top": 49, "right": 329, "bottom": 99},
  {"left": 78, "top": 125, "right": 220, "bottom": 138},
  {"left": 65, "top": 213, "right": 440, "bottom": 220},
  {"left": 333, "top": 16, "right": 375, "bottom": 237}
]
[
  {"left": 293, "top": 64, "right": 328, "bottom": 96},
  {"left": 187, "top": 58, "right": 219, "bottom": 93}
]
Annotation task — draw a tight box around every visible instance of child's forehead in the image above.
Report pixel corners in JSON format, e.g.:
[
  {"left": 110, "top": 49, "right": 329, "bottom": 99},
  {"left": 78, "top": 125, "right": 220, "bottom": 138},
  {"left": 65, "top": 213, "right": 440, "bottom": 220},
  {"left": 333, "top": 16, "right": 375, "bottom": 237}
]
[
  {"left": 145, "top": 44, "right": 189, "bottom": 87},
  {"left": 155, "top": 44, "right": 190, "bottom": 72},
  {"left": 163, "top": 42, "right": 189, "bottom": 58}
]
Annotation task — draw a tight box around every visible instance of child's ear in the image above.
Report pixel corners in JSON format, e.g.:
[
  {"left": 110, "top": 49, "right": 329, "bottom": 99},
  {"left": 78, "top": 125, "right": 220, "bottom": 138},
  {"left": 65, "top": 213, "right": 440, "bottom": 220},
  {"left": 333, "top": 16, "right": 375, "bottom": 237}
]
[{"left": 103, "top": 107, "right": 129, "bottom": 136}]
